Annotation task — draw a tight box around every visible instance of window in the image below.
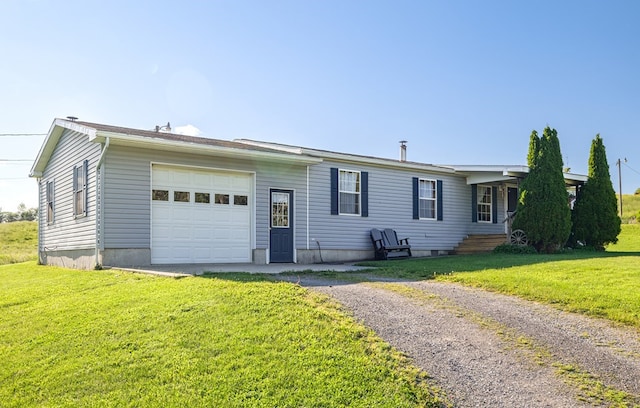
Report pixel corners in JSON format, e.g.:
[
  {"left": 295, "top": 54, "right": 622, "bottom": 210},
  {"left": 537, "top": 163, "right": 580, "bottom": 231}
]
[
  {"left": 234, "top": 195, "right": 248, "bottom": 206},
  {"left": 477, "top": 185, "right": 492, "bottom": 222},
  {"left": 46, "top": 180, "right": 54, "bottom": 224},
  {"left": 339, "top": 170, "right": 360, "bottom": 215},
  {"left": 215, "top": 194, "right": 229, "bottom": 204},
  {"left": 271, "top": 192, "right": 289, "bottom": 227},
  {"left": 195, "top": 192, "right": 210, "bottom": 203},
  {"left": 73, "top": 160, "right": 88, "bottom": 217},
  {"left": 152, "top": 190, "right": 169, "bottom": 201},
  {"left": 174, "top": 191, "right": 190, "bottom": 202},
  {"left": 419, "top": 179, "right": 436, "bottom": 219}
]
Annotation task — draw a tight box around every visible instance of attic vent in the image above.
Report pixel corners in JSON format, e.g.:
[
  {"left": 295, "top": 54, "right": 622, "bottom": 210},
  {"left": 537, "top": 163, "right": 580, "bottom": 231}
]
[
  {"left": 155, "top": 122, "right": 172, "bottom": 133},
  {"left": 67, "top": 116, "right": 78, "bottom": 122},
  {"left": 399, "top": 140, "right": 407, "bottom": 162}
]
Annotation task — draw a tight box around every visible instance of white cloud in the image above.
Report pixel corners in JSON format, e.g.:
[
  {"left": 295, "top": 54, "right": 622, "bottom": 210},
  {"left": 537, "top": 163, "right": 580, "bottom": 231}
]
[{"left": 174, "top": 124, "right": 202, "bottom": 137}]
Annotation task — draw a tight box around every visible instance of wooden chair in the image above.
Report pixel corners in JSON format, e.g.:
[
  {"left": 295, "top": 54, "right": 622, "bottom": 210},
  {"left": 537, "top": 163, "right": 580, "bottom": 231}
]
[{"left": 370, "top": 228, "right": 412, "bottom": 260}]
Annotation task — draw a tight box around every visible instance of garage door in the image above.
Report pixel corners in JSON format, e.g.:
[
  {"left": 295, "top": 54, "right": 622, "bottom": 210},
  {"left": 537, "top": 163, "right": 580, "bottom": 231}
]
[{"left": 151, "top": 165, "right": 252, "bottom": 264}]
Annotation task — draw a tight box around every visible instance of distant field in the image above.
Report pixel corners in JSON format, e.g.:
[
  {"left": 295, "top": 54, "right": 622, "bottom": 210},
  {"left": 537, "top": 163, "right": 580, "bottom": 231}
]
[
  {"left": 0, "top": 221, "right": 37, "bottom": 265},
  {"left": 618, "top": 193, "right": 640, "bottom": 223}
]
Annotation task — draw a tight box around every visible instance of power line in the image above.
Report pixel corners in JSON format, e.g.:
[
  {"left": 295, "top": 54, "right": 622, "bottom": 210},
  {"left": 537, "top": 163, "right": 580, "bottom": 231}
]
[
  {"left": 622, "top": 161, "right": 640, "bottom": 176},
  {"left": 0, "top": 159, "right": 32, "bottom": 162},
  {"left": 0, "top": 133, "right": 46, "bottom": 137}
]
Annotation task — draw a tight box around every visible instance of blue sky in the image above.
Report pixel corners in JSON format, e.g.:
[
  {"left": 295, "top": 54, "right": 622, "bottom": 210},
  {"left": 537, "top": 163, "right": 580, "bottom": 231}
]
[{"left": 1, "top": 0, "right": 639, "bottom": 211}]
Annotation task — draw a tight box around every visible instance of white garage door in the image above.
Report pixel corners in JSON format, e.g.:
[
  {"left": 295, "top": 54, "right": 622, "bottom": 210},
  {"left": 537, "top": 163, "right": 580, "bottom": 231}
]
[{"left": 151, "top": 165, "right": 252, "bottom": 264}]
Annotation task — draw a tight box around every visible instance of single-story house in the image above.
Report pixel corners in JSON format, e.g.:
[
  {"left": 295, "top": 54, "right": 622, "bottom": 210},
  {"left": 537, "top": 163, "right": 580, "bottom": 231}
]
[{"left": 29, "top": 118, "right": 587, "bottom": 269}]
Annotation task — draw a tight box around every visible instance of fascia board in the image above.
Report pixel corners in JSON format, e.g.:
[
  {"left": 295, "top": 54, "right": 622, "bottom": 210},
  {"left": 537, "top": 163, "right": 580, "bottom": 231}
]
[
  {"left": 99, "top": 132, "right": 323, "bottom": 165},
  {"left": 465, "top": 174, "right": 513, "bottom": 185}
]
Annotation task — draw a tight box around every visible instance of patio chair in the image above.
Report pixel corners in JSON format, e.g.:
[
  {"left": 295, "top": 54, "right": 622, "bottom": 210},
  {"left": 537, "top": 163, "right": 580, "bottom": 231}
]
[{"left": 370, "top": 228, "right": 412, "bottom": 260}]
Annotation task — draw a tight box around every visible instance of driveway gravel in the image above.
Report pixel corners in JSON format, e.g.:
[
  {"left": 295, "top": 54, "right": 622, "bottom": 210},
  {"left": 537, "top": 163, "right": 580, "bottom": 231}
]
[{"left": 280, "top": 275, "right": 640, "bottom": 407}]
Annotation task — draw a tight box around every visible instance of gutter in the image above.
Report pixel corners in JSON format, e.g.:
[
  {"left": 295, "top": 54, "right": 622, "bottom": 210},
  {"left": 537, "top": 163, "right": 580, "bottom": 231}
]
[{"left": 95, "top": 137, "right": 110, "bottom": 267}]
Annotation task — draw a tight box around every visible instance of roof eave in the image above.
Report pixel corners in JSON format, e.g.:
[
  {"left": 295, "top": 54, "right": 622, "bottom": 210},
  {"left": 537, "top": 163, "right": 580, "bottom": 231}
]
[
  {"left": 95, "top": 131, "right": 323, "bottom": 165},
  {"left": 30, "top": 119, "right": 96, "bottom": 178}
]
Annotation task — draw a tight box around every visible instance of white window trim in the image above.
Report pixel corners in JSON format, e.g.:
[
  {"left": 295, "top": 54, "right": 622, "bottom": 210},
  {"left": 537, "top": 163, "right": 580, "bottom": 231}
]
[
  {"left": 338, "top": 169, "right": 361, "bottom": 216},
  {"left": 419, "top": 178, "right": 437, "bottom": 220},
  {"left": 73, "top": 161, "right": 87, "bottom": 218},
  {"left": 477, "top": 184, "right": 492, "bottom": 223}
]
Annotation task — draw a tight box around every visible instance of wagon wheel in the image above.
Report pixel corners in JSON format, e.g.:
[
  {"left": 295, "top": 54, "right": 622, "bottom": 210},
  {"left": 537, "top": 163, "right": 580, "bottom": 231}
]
[{"left": 510, "top": 229, "right": 528, "bottom": 246}]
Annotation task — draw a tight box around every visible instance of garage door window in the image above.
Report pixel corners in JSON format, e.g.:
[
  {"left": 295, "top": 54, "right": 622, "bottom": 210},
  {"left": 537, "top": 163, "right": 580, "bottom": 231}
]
[
  {"left": 153, "top": 190, "right": 169, "bottom": 201},
  {"left": 174, "top": 191, "right": 190, "bottom": 202},
  {"left": 234, "top": 195, "right": 248, "bottom": 205},
  {"left": 195, "top": 192, "right": 210, "bottom": 203},
  {"left": 215, "top": 194, "right": 229, "bottom": 204}
]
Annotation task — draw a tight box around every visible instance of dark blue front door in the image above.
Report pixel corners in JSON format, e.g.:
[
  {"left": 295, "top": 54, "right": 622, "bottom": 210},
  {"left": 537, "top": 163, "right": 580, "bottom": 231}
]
[{"left": 270, "top": 189, "right": 294, "bottom": 263}]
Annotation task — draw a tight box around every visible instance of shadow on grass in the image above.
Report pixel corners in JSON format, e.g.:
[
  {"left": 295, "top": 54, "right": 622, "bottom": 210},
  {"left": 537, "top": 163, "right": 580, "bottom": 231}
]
[{"left": 196, "top": 250, "right": 640, "bottom": 286}]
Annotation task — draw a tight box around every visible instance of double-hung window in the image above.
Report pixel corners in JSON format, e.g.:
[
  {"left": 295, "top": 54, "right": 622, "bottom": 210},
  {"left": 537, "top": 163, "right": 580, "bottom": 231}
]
[
  {"left": 419, "top": 179, "right": 437, "bottom": 219},
  {"left": 46, "top": 180, "right": 55, "bottom": 224},
  {"left": 477, "top": 185, "right": 492, "bottom": 222},
  {"left": 339, "top": 169, "right": 360, "bottom": 215},
  {"left": 73, "top": 160, "right": 88, "bottom": 217}
]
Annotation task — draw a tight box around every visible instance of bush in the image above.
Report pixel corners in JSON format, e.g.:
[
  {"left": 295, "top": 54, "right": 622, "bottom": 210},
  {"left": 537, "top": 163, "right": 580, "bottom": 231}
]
[{"left": 493, "top": 244, "right": 538, "bottom": 254}]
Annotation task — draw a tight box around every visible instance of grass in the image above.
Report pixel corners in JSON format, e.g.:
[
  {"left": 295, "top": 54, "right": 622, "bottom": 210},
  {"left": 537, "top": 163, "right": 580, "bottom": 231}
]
[
  {"left": 0, "top": 221, "right": 38, "bottom": 265},
  {"left": 0, "top": 262, "right": 446, "bottom": 408}
]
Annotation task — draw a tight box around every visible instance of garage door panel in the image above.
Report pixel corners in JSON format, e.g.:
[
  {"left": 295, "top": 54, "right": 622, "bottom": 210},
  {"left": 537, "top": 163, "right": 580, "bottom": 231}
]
[{"left": 152, "top": 165, "right": 252, "bottom": 264}]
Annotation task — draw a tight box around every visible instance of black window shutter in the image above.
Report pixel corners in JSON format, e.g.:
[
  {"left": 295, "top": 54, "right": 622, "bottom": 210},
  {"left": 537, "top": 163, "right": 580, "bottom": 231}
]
[
  {"left": 492, "top": 186, "right": 498, "bottom": 224},
  {"left": 83, "top": 160, "right": 89, "bottom": 215},
  {"left": 412, "top": 177, "right": 419, "bottom": 219},
  {"left": 73, "top": 166, "right": 78, "bottom": 193},
  {"left": 330, "top": 167, "right": 338, "bottom": 215},
  {"left": 471, "top": 184, "right": 478, "bottom": 223},
  {"left": 361, "top": 171, "right": 368, "bottom": 217},
  {"left": 437, "top": 180, "right": 443, "bottom": 221}
]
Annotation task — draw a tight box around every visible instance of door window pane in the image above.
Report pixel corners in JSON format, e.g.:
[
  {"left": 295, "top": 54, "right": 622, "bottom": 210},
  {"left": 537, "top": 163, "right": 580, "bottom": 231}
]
[{"left": 272, "top": 192, "right": 289, "bottom": 228}]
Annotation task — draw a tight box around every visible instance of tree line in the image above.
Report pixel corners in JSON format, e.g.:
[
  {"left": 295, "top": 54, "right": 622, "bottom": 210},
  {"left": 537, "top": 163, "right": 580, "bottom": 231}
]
[
  {"left": 512, "top": 127, "right": 620, "bottom": 252},
  {"left": 0, "top": 204, "right": 38, "bottom": 223}
]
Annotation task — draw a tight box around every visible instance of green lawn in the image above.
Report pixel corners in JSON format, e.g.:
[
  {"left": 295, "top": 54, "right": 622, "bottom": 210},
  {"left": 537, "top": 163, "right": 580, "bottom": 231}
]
[
  {"left": 0, "top": 221, "right": 38, "bottom": 265},
  {"left": 0, "top": 262, "right": 445, "bottom": 408}
]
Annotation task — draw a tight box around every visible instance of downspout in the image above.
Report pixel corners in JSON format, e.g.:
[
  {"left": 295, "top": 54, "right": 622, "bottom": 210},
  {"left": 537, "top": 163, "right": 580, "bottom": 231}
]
[
  {"left": 36, "top": 177, "right": 42, "bottom": 264},
  {"left": 306, "top": 165, "right": 310, "bottom": 251},
  {"left": 94, "top": 137, "right": 110, "bottom": 267}
]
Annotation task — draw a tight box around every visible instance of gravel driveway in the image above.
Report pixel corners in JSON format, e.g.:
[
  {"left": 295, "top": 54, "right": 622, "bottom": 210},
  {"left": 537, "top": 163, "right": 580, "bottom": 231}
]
[{"left": 280, "top": 275, "right": 640, "bottom": 407}]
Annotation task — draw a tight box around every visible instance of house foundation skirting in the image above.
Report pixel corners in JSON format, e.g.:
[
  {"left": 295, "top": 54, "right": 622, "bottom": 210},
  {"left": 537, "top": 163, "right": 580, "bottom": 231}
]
[{"left": 39, "top": 248, "right": 97, "bottom": 270}]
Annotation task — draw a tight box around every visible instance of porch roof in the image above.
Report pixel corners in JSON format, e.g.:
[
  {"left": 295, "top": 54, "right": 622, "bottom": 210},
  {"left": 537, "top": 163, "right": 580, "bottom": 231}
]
[{"left": 442, "top": 165, "right": 588, "bottom": 186}]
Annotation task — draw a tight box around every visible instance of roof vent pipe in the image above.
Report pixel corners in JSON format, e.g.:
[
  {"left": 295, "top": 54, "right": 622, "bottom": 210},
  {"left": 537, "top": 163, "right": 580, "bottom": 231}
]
[{"left": 399, "top": 140, "right": 407, "bottom": 162}]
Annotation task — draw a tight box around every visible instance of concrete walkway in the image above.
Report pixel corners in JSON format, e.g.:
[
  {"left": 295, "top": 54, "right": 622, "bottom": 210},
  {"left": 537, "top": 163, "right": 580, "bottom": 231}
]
[{"left": 111, "top": 262, "right": 372, "bottom": 277}]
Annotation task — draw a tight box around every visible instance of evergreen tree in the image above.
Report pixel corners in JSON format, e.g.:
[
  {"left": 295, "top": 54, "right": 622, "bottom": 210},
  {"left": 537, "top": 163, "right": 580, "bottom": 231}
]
[
  {"left": 572, "top": 134, "right": 621, "bottom": 249},
  {"left": 527, "top": 130, "right": 540, "bottom": 168},
  {"left": 513, "top": 127, "right": 571, "bottom": 252}
]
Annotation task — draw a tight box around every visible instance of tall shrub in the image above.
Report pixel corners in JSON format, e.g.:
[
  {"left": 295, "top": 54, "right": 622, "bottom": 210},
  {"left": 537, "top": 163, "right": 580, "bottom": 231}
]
[
  {"left": 572, "top": 134, "right": 621, "bottom": 249},
  {"left": 513, "top": 127, "right": 571, "bottom": 252}
]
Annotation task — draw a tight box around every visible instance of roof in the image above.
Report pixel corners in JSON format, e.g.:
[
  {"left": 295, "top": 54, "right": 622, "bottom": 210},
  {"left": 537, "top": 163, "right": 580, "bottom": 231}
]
[
  {"left": 30, "top": 118, "right": 588, "bottom": 186},
  {"left": 235, "top": 139, "right": 457, "bottom": 174},
  {"left": 30, "top": 119, "right": 322, "bottom": 177}
]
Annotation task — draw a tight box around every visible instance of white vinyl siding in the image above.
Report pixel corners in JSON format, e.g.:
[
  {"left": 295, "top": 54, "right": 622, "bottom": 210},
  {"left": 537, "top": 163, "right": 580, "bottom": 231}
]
[
  {"left": 339, "top": 169, "right": 360, "bottom": 215},
  {"left": 38, "top": 129, "right": 100, "bottom": 251},
  {"left": 419, "top": 179, "right": 436, "bottom": 219}
]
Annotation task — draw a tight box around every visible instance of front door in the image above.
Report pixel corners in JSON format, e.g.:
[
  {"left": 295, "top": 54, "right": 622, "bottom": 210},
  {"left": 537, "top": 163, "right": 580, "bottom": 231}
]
[{"left": 269, "top": 189, "right": 294, "bottom": 263}]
